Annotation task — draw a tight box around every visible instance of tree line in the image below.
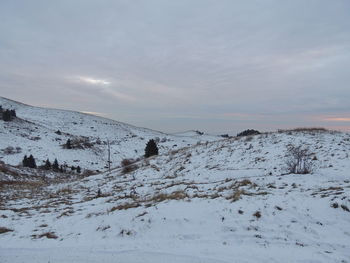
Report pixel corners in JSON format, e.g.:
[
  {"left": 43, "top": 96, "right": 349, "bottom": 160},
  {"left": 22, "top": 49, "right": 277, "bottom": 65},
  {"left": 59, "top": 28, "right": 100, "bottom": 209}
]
[{"left": 22, "top": 155, "right": 81, "bottom": 173}]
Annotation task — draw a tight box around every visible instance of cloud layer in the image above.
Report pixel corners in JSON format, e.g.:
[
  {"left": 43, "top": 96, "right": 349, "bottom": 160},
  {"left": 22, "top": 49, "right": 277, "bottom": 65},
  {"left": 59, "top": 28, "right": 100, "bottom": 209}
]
[{"left": 0, "top": 0, "right": 349, "bottom": 133}]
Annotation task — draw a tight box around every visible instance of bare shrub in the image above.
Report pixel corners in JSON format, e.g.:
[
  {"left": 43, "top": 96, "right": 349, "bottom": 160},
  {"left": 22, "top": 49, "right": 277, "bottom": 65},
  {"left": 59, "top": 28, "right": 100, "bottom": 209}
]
[
  {"left": 121, "top": 159, "right": 138, "bottom": 174},
  {"left": 285, "top": 145, "right": 312, "bottom": 174}
]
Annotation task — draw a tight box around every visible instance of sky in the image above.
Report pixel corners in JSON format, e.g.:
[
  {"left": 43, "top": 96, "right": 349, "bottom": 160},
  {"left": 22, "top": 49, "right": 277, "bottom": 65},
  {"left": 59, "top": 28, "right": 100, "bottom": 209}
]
[{"left": 0, "top": 0, "right": 349, "bottom": 134}]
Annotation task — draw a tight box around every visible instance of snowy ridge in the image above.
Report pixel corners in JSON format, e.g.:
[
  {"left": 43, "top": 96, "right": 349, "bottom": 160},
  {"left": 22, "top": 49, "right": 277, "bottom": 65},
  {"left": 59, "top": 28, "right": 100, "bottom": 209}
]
[
  {"left": 0, "top": 97, "right": 219, "bottom": 171},
  {"left": 1, "top": 123, "right": 350, "bottom": 262}
]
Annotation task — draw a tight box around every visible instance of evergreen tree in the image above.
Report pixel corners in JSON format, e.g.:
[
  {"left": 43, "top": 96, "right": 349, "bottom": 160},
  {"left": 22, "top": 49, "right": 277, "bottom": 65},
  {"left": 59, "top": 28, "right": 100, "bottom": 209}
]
[
  {"left": 52, "top": 158, "right": 59, "bottom": 171},
  {"left": 76, "top": 166, "right": 81, "bottom": 174},
  {"left": 71, "top": 165, "right": 76, "bottom": 171},
  {"left": 44, "top": 159, "right": 51, "bottom": 170},
  {"left": 66, "top": 139, "right": 72, "bottom": 149},
  {"left": 28, "top": 155, "right": 36, "bottom": 168},
  {"left": 0, "top": 106, "right": 3, "bottom": 114},
  {"left": 10, "top": 109, "right": 16, "bottom": 118},
  {"left": 144, "top": 139, "right": 159, "bottom": 158},
  {"left": 2, "top": 110, "right": 12, "bottom": 121},
  {"left": 22, "top": 155, "right": 28, "bottom": 167}
]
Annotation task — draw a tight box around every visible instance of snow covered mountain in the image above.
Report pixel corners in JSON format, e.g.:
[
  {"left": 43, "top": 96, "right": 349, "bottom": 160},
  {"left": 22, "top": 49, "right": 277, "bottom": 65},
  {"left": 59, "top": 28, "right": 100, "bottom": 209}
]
[
  {"left": 1, "top": 97, "right": 350, "bottom": 262},
  {"left": 0, "top": 97, "right": 218, "bottom": 172}
]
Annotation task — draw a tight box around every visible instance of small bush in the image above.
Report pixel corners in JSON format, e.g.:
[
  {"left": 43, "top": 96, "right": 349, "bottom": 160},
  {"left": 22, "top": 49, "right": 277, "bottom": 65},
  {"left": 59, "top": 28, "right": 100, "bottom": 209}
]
[
  {"left": 341, "top": 204, "right": 350, "bottom": 212},
  {"left": 331, "top": 203, "right": 339, "bottom": 208},
  {"left": 253, "top": 211, "right": 261, "bottom": 219},
  {"left": 285, "top": 145, "right": 312, "bottom": 174},
  {"left": 121, "top": 159, "right": 138, "bottom": 174},
  {"left": 237, "top": 129, "right": 260, "bottom": 137}
]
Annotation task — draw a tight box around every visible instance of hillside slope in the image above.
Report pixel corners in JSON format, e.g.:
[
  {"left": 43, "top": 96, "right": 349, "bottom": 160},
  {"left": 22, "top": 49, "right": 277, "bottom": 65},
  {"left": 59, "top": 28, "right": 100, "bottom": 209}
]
[
  {"left": 1, "top": 129, "right": 349, "bottom": 262},
  {"left": 0, "top": 97, "right": 218, "bottom": 172}
]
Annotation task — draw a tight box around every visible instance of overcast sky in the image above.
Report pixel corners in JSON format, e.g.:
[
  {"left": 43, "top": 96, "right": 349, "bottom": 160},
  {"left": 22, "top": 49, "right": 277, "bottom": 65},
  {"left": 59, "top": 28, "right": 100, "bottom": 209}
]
[{"left": 0, "top": 0, "right": 349, "bottom": 134}]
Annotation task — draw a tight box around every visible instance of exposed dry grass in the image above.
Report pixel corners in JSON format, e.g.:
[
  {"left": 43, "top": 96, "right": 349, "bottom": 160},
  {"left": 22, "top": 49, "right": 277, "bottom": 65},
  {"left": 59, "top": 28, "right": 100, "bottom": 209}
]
[
  {"left": 0, "top": 227, "right": 14, "bottom": 234},
  {"left": 278, "top": 127, "right": 328, "bottom": 133},
  {"left": 109, "top": 202, "right": 140, "bottom": 212},
  {"left": 32, "top": 232, "right": 58, "bottom": 239},
  {"left": 226, "top": 189, "right": 244, "bottom": 202},
  {"left": 148, "top": 190, "right": 188, "bottom": 203}
]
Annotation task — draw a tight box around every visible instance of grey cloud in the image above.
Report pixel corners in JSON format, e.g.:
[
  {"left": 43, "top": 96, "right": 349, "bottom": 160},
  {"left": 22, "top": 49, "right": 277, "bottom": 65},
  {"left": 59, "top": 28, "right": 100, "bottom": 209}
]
[{"left": 0, "top": 0, "right": 349, "bottom": 133}]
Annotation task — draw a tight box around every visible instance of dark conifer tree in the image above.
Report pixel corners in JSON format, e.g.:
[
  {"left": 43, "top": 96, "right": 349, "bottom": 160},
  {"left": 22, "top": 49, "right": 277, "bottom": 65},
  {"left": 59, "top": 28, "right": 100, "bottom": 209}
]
[
  {"left": 52, "top": 158, "right": 59, "bottom": 171},
  {"left": 10, "top": 109, "right": 16, "bottom": 118},
  {"left": 144, "top": 139, "right": 159, "bottom": 158},
  {"left": 76, "top": 166, "right": 81, "bottom": 174},
  {"left": 44, "top": 159, "right": 51, "bottom": 170},
  {"left": 2, "top": 110, "right": 12, "bottom": 121},
  {"left": 28, "top": 155, "right": 36, "bottom": 168},
  {"left": 66, "top": 139, "right": 72, "bottom": 149},
  {"left": 22, "top": 155, "right": 28, "bottom": 167}
]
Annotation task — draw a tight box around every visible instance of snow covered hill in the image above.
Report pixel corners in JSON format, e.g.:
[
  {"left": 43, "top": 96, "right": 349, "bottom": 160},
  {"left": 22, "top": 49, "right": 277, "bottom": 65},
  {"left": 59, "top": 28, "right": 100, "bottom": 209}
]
[
  {"left": 0, "top": 97, "right": 218, "bottom": 172},
  {"left": 1, "top": 123, "right": 350, "bottom": 262}
]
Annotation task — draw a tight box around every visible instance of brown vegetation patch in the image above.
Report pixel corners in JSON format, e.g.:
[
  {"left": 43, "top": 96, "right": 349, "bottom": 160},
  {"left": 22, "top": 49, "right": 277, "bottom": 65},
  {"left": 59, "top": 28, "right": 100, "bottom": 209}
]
[
  {"left": 32, "top": 232, "right": 58, "bottom": 239},
  {"left": 121, "top": 159, "right": 138, "bottom": 174},
  {"left": 227, "top": 189, "right": 244, "bottom": 202},
  {"left": 253, "top": 211, "right": 261, "bottom": 219},
  {"left": 278, "top": 127, "right": 328, "bottom": 133},
  {"left": 109, "top": 202, "right": 140, "bottom": 212},
  {"left": 0, "top": 227, "right": 14, "bottom": 234},
  {"left": 148, "top": 190, "right": 188, "bottom": 203}
]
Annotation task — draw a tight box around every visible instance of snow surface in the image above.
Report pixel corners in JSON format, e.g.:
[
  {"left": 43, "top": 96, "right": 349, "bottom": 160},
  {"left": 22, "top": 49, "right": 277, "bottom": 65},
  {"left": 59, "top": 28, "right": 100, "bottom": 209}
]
[{"left": 1, "top": 98, "right": 350, "bottom": 262}]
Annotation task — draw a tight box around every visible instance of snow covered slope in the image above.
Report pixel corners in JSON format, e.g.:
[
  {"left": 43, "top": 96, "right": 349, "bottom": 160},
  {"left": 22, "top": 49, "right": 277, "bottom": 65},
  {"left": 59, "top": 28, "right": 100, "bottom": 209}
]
[
  {"left": 0, "top": 97, "right": 218, "bottom": 172},
  {"left": 1, "top": 128, "right": 350, "bottom": 262}
]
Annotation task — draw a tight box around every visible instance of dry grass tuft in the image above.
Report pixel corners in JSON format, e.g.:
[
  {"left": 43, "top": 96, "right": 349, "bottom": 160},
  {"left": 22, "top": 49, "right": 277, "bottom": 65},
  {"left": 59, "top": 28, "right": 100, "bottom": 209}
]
[
  {"left": 0, "top": 227, "right": 14, "bottom": 234},
  {"left": 32, "top": 232, "right": 58, "bottom": 239},
  {"left": 109, "top": 202, "right": 140, "bottom": 212},
  {"left": 227, "top": 189, "right": 244, "bottom": 202}
]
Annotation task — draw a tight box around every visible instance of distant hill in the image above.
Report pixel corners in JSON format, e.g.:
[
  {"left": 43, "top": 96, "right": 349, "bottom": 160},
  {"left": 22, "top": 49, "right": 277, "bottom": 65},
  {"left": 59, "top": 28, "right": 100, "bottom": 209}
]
[{"left": 0, "top": 97, "right": 218, "bottom": 172}]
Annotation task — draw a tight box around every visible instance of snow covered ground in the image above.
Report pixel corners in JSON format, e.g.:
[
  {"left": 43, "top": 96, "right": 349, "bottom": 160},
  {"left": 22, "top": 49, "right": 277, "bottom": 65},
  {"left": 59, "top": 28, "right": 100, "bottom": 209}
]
[{"left": 1, "top": 98, "right": 350, "bottom": 262}]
